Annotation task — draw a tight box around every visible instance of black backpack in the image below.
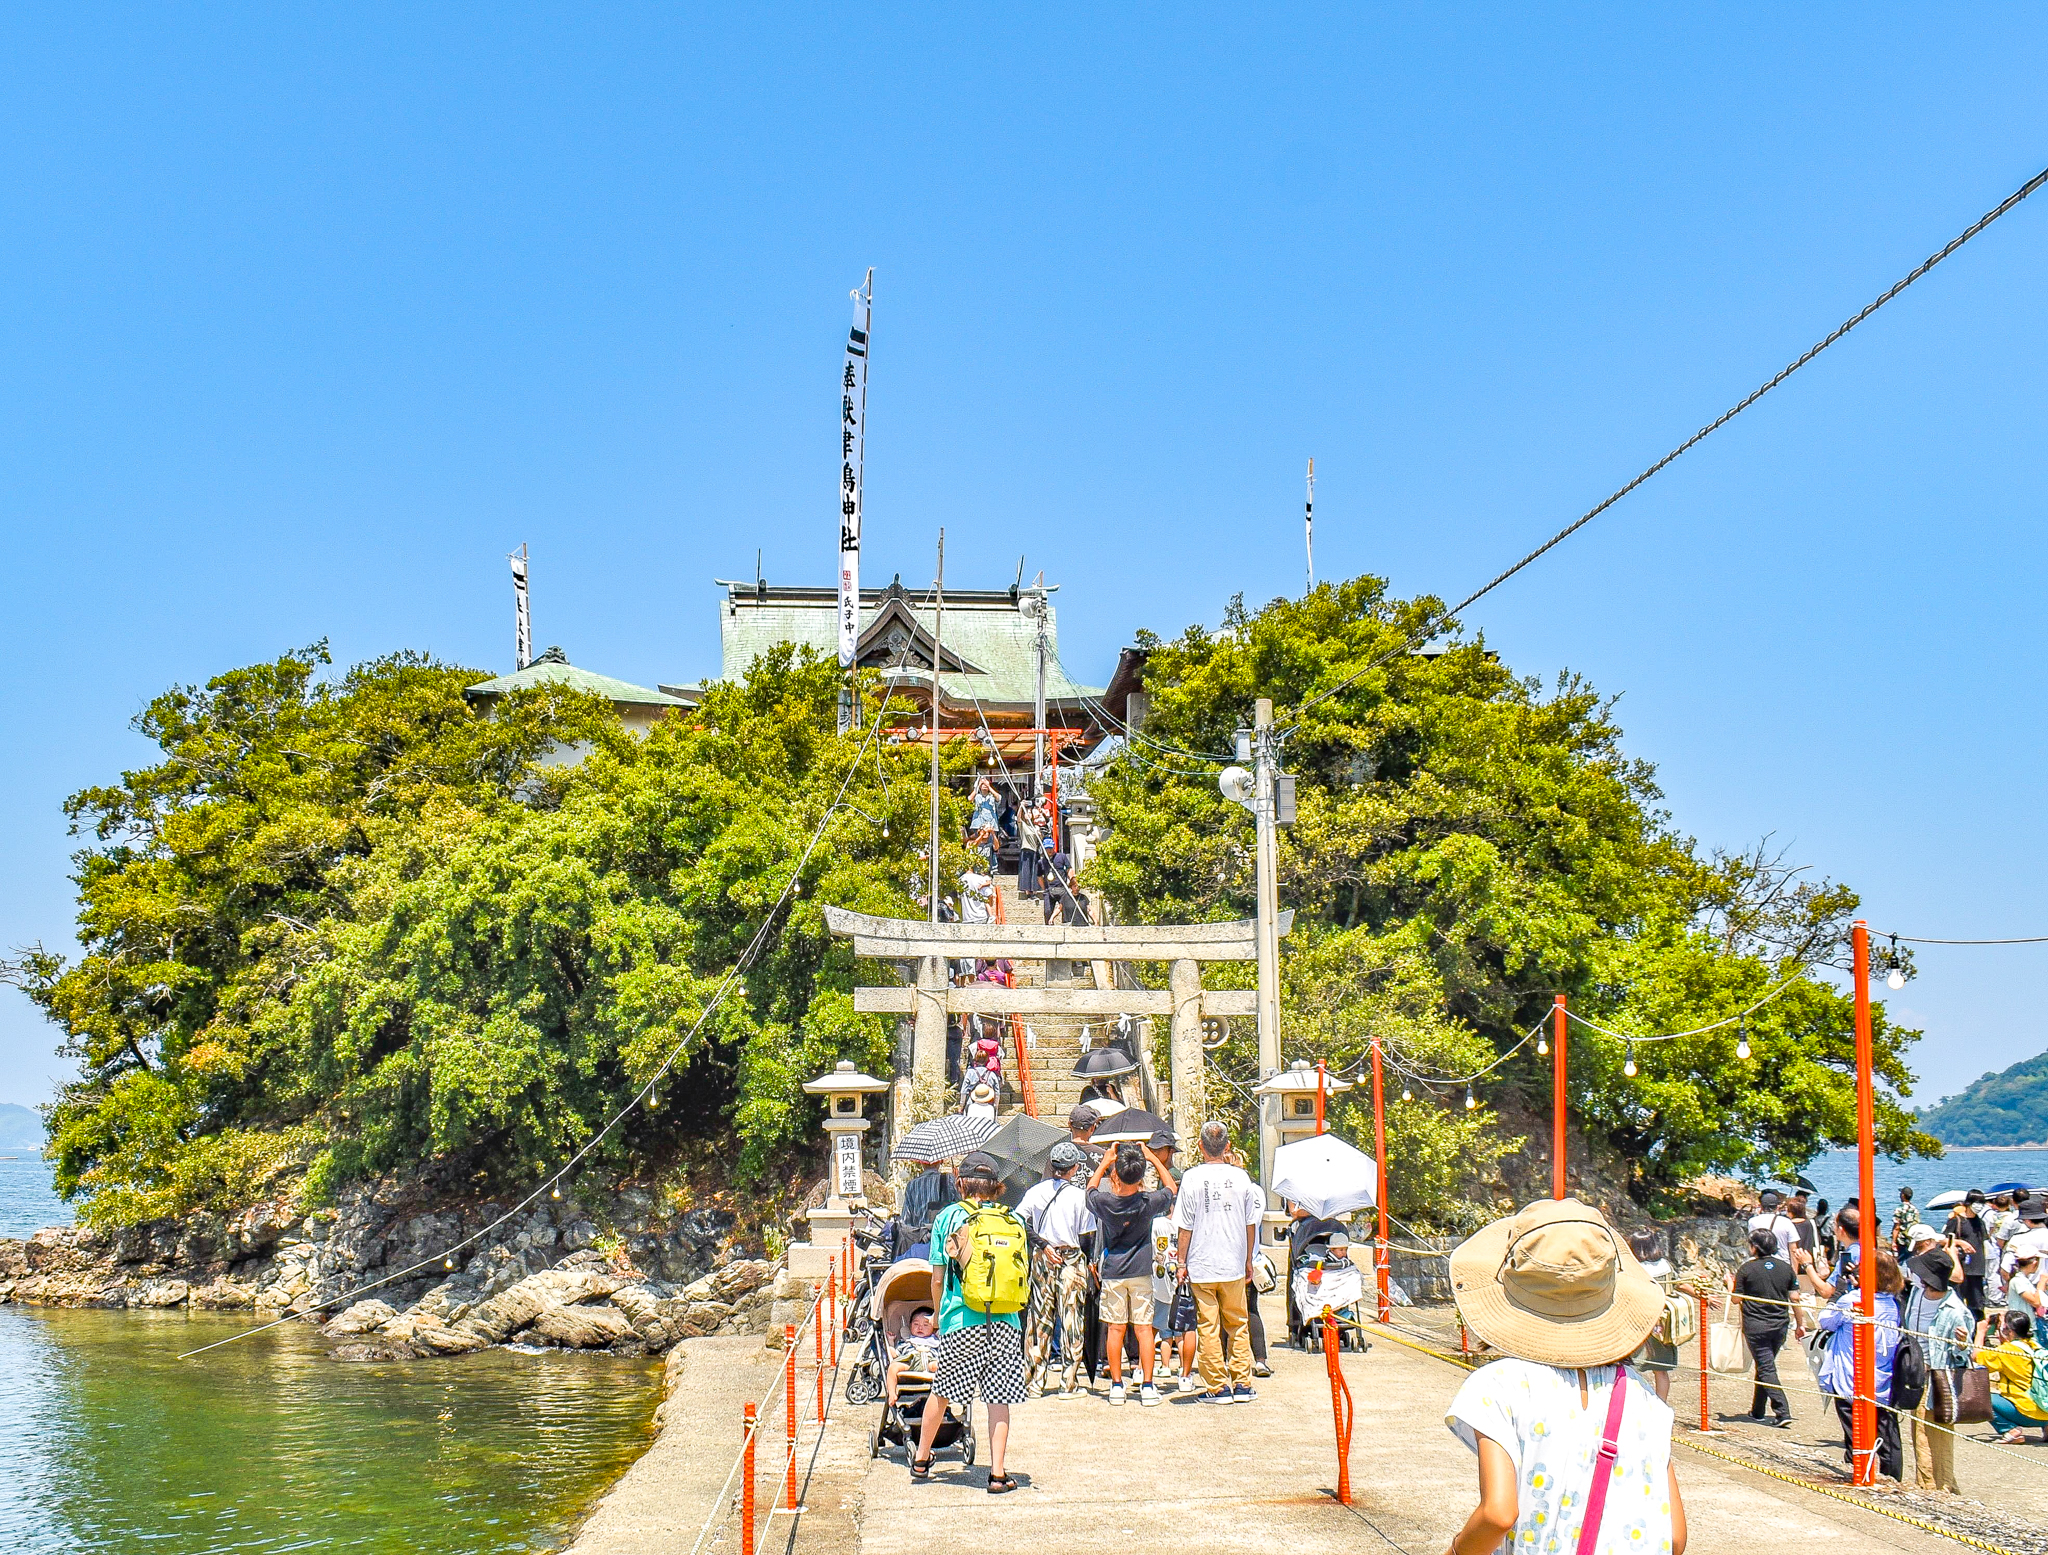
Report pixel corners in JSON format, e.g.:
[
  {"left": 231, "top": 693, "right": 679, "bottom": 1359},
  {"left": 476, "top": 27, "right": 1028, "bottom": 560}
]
[{"left": 1890, "top": 1331, "right": 1928, "bottom": 1411}]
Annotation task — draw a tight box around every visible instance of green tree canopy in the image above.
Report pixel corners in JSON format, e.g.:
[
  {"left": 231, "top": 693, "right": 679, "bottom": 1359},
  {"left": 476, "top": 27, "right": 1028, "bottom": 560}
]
[
  {"left": 1090, "top": 578, "right": 1935, "bottom": 1220},
  {"left": 9, "top": 642, "right": 947, "bottom": 1226}
]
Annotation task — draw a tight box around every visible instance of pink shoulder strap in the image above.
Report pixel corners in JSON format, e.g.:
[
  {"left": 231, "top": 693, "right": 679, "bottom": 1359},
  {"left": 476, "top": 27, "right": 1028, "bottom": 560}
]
[{"left": 1573, "top": 1368, "right": 1631, "bottom": 1555}]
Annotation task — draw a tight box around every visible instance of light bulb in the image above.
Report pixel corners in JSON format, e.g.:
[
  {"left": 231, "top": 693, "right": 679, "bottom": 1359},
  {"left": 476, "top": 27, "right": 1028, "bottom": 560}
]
[
  {"left": 1736, "top": 1036, "right": 1751, "bottom": 1061},
  {"left": 1623, "top": 1042, "right": 1637, "bottom": 1078},
  {"left": 1886, "top": 969, "right": 1906, "bottom": 991},
  {"left": 443, "top": 1256, "right": 456, "bottom": 1270},
  {"left": 1537, "top": 1038, "right": 1548, "bottom": 1057},
  {"left": 882, "top": 824, "right": 889, "bottom": 838},
  {"left": 1464, "top": 1087, "right": 1477, "bottom": 1110},
  {"left": 551, "top": 1184, "right": 562, "bottom": 1200},
  {"left": 1401, "top": 1088, "right": 1412, "bottom": 1102}
]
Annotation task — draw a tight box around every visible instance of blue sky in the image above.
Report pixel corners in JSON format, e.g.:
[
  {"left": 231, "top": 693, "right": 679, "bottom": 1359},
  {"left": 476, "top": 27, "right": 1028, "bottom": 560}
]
[{"left": 3, "top": 8, "right": 2045, "bottom": 1112}]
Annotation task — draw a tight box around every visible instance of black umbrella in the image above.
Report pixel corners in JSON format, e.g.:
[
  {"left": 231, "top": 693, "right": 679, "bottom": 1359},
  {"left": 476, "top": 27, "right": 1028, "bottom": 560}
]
[
  {"left": 978, "top": 1112, "right": 1068, "bottom": 1195},
  {"left": 1072, "top": 1044, "right": 1138, "bottom": 1078},
  {"left": 1089, "top": 1106, "right": 1173, "bottom": 1147}
]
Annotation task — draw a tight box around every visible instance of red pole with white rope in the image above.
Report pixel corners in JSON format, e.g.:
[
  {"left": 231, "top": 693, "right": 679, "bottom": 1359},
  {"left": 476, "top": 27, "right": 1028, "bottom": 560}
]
[
  {"left": 1851, "top": 921, "right": 1878, "bottom": 1485},
  {"left": 1370, "top": 1034, "right": 1391, "bottom": 1323},
  {"left": 1552, "top": 994, "right": 1568, "bottom": 1199}
]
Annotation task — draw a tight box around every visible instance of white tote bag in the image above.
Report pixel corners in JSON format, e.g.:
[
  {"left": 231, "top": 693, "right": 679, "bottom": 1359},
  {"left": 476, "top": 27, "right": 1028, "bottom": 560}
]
[{"left": 1707, "top": 1294, "right": 1752, "bottom": 1376}]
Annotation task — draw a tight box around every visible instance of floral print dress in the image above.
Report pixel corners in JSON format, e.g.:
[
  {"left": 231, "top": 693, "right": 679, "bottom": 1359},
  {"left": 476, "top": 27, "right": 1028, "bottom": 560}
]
[{"left": 1448, "top": 1359, "right": 1675, "bottom": 1555}]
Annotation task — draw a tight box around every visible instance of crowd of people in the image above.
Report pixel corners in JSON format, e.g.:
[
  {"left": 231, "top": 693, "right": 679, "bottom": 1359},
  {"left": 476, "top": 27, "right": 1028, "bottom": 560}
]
[
  {"left": 900, "top": 1116, "right": 1276, "bottom": 1489},
  {"left": 1708, "top": 1182, "right": 2048, "bottom": 1489}
]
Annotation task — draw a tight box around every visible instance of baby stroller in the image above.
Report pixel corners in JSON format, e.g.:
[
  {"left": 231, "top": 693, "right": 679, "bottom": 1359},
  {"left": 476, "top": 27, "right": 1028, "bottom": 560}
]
[
  {"left": 1289, "top": 1231, "right": 1371, "bottom": 1353},
  {"left": 860, "top": 1259, "right": 976, "bottom": 1465}
]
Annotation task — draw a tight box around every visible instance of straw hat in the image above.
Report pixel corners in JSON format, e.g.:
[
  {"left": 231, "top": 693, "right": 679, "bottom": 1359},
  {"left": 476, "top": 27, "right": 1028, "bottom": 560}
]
[{"left": 1449, "top": 1197, "right": 1664, "bottom": 1368}]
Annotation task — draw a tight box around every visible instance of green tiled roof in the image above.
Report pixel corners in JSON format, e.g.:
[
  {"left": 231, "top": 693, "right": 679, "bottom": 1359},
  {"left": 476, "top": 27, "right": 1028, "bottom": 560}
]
[
  {"left": 465, "top": 647, "right": 685, "bottom": 707},
  {"left": 718, "top": 584, "right": 1103, "bottom": 711}
]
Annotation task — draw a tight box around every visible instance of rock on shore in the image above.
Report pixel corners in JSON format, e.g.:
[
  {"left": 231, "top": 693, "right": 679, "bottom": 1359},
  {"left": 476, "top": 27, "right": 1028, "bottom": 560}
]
[{"left": 0, "top": 1178, "right": 777, "bottom": 1359}]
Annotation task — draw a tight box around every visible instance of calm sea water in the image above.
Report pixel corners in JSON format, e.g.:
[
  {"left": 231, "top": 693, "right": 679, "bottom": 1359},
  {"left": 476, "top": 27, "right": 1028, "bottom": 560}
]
[
  {"left": 0, "top": 1157, "right": 659, "bottom": 1554},
  {"left": 0, "top": 1153, "right": 70, "bottom": 1239},
  {"left": 1798, "top": 1145, "right": 2048, "bottom": 1210},
  {"left": 0, "top": 1304, "right": 661, "bottom": 1555}
]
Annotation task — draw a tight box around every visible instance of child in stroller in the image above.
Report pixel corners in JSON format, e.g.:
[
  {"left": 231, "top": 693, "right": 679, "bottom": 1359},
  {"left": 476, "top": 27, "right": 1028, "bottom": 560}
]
[{"left": 886, "top": 1308, "right": 941, "bottom": 1404}]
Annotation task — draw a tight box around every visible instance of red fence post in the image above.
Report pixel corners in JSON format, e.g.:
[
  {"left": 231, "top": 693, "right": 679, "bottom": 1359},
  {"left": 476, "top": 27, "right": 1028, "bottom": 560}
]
[
  {"left": 1696, "top": 1291, "right": 1710, "bottom": 1433},
  {"left": 1851, "top": 920, "right": 1878, "bottom": 1486},
  {"left": 815, "top": 1291, "right": 826, "bottom": 1420},
  {"left": 1323, "top": 1306, "right": 1353, "bottom": 1505},
  {"left": 784, "top": 1323, "right": 799, "bottom": 1509},
  {"left": 828, "top": 1258, "right": 840, "bottom": 1365},
  {"left": 741, "top": 1401, "right": 757, "bottom": 1555}
]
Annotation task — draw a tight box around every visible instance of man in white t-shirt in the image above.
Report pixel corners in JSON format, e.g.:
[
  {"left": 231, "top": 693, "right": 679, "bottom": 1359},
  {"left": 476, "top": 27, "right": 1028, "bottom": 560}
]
[
  {"left": 1171, "top": 1120, "right": 1263, "bottom": 1404},
  {"left": 1747, "top": 1191, "right": 1801, "bottom": 1264},
  {"left": 1018, "top": 1142, "right": 1097, "bottom": 1399}
]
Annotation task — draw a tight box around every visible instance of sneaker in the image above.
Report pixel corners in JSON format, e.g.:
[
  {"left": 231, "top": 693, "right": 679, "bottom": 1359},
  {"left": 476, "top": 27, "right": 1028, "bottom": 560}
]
[
  {"left": 1201, "top": 1389, "right": 1235, "bottom": 1405},
  {"left": 1232, "top": 1384, "right": 1258, "bottom": 1402},
  {"left": 1138, "top": 1383, "right": 1162, "bottom": 1407},
  {"left": 1251, "top": 1362, "right": 1273, "bottom": 1378},
  {"left": 1056, "top": 1386, "right": 1086, "bottom": 1402},
  {"left": 1176, "top": 1374, "right": 1200, "bottom": 1395},
  {"left": 1107, "top": 1382, "right": 1126, "bottom": 1407}
]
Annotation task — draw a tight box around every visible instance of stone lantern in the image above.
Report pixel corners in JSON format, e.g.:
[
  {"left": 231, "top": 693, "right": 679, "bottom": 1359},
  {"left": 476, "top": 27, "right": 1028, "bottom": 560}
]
[{"left": 789, "top": 1060, "right": 890, "bottom": 1277}]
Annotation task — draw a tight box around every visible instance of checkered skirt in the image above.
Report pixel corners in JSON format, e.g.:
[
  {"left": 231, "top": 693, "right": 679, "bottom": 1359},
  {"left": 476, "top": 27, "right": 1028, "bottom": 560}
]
[{"left": 933, "top": 1320, "right": 1028, "bottom": 1405}]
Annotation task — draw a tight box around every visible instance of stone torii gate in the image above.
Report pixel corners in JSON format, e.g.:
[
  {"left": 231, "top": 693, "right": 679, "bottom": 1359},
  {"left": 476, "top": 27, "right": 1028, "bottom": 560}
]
[{"left": 822, "top": 905, "right": 1293, "bottom": 1152}]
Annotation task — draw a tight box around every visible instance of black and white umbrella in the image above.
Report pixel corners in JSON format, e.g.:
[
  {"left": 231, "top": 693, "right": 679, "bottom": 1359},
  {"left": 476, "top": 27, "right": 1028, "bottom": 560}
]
[
  {"left": 1072, "top": 1044, "right": 1138, "bottom": 1079},
  {"left": 890, "top": 1114, "right": 999, "bottom": 1165}
]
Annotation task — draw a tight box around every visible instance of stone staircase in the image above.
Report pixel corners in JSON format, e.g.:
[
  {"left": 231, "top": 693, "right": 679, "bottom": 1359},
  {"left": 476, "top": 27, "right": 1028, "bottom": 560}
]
[{"left": 989, "top": 875, "right": 1165, "bottom": 1124}]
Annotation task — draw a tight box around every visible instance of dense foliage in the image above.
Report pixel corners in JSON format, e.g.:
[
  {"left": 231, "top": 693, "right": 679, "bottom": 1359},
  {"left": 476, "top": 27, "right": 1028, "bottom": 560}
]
[
  {"left": 1917, "top": 1050, "right": 2048, "bottom": 1147},
  {"left": 8, "top": 643, "right": 942, "bottom": 1227},
  {"left": 1091, "top": 579, "right": 1937, "bottom": 1221}
]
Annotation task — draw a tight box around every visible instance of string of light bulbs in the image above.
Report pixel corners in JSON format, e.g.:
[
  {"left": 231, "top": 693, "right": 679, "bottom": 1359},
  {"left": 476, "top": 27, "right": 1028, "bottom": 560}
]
[{"left": 178, "top": 646, "right": 921, "bottom": 1361}]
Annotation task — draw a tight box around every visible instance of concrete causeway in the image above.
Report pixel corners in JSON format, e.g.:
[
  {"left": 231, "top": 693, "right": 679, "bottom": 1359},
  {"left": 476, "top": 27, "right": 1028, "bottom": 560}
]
[{"left": 566, "top": 1292, "right": 2020, "bottom": 1555}]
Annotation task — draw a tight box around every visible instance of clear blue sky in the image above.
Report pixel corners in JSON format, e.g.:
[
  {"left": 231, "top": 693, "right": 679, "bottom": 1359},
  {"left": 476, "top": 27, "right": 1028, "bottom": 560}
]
[{"left": 3, "top": 8, "right": 2044, "bottom": 1113}]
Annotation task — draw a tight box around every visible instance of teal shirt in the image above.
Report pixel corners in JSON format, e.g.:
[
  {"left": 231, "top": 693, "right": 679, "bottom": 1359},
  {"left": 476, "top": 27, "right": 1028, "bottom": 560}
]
[{"left": 928, "top": 1201, "right": 1025, "bottom": 1333}]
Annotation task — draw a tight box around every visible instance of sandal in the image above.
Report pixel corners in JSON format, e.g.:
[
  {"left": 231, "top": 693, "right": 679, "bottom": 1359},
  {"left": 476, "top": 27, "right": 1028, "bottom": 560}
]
[
  {"left": 987, "top": 1473, "right": 1019, "bottom": 1495},
  {"left": 909, "top": 1455, "right": 935, "bottom": 1482}
]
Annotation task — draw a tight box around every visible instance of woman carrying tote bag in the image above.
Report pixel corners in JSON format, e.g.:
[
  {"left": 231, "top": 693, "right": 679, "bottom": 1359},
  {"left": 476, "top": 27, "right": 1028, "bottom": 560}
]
[{"left": 1444, "top": 1198, "right": 1688, "bottom": 1555}]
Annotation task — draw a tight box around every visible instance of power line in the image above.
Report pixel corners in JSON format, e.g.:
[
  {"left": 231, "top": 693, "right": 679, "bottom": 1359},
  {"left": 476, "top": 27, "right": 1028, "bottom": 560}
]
[
  {"left": 180, "top": 651, "right": 920, "bottom": 1360},
  {"left": 1871, "top": 930, "right": 2048, "bottom": 946},
  {"left": 1285, "top": 161, "right": 2048, "bottom": 730}
]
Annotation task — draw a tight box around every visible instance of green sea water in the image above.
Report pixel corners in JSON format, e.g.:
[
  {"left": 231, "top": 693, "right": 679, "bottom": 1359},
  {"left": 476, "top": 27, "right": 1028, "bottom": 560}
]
[{"left": 0, "top": 1302, "right": 661, "bottom": 1554}]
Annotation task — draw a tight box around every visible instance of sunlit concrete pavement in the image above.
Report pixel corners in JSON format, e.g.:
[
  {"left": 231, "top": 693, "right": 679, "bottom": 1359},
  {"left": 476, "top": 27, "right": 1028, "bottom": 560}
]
[{"left": 787, "top": 1292, "right": 1968, "bottom": 1555}]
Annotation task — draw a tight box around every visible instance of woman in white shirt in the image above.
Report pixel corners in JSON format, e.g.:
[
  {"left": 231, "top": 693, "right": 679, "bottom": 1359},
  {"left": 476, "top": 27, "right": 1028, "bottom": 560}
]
[{"left": 1445, "top": 1198, "right": 1687, "bottom": 1555}]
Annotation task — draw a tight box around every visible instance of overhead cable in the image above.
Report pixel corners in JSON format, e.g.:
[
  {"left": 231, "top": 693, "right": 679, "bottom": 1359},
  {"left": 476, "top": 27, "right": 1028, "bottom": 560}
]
[{"left": 1285, "top": 162, "right": 2048, "bottom": 730}]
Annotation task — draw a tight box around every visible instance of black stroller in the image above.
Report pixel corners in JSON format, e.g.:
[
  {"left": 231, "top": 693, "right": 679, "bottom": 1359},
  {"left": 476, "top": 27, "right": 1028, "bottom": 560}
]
[
  {"left": 860, "top": 1258, "right": 975, "bottom": 1465},
  {"left": 1288, "top": 1227, "right": 1371, "bottom": 1353}
]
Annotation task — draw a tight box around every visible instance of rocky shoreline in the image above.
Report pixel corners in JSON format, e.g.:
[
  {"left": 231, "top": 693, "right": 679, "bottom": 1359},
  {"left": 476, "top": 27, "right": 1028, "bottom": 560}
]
[{"left": 0, "top": 1176, "right": 786, "bottom": 1359}]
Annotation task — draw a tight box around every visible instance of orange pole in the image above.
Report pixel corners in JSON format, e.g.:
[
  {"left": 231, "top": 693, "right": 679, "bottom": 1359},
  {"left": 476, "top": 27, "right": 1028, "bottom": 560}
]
[
  {"left": 1458, "top": 1314, "right": 1470, "bottom": 1358},
  {"left": 1852, "top": 920, "right": 1878, "bottom": 1485},
  {"left": 1323, "top": 1306, "right": 1353, "bottom": 1504},
  {"left": 1314, "top": 1059, "right": 1327, "bottom": 1134},
  {"left": 1696, "top": 1291, "right": 1710, "bottom": 1432},
  {"left": 784, "top": 1323, "right": 799, "bottom": 1509},
  {"left": 1371, "top": 1034, "right": 1391, "bottom": 1323},
  {"left": 828, "top": 1258, "right": 840, "bottom": 1365},
  {"left": 741, "top": 1401, "right": 757, "bottom": 1555},
  {"left": 1048, "top": 733, "right": 1061, "bottom": 851},
  {"left": 1552, "top": 994, "right": 1568, "bottom": 1199},
  {"left": 815, "top": 1291, "right": 826, "bottom": 1420}
]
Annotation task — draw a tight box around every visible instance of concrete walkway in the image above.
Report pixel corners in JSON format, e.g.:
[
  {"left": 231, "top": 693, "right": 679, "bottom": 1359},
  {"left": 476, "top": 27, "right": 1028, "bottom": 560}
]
[{"left": 570, "top": 1295, "right": 2035, "bottom": 1555}]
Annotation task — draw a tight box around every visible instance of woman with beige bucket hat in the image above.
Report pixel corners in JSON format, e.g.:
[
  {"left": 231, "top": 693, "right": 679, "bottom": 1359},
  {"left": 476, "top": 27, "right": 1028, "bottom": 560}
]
[{"left": 1443, "top": 1198, "right": 1688, "bottom": 1555}]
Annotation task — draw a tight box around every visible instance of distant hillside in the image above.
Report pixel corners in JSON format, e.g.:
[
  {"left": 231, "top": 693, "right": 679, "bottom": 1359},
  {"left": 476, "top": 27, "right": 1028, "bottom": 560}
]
[
  {"left": 1917, "top": 1050, "right": 2048, "bottom": 1147},
  {"left": 0, "top": 1102, "right": 46, "bottom": 1151}
]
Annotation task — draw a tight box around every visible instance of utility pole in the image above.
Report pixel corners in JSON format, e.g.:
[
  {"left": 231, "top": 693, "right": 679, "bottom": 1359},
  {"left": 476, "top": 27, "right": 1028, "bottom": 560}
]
[
  {"left": 1253, "top": 697, "right": 1282, "bottom": 1196},
  {"left": 929, "top": 530, "right": 945, "bottom": 925}
]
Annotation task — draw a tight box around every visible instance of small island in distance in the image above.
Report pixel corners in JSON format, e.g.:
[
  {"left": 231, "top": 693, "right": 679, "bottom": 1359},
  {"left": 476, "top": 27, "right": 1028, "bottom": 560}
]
[
  {"left": 1917, "top": 1048, "right": 2048, "bottom": 1148},
  {"left": 0, "top": 1102, "right": 46, "bottom": 1151}
]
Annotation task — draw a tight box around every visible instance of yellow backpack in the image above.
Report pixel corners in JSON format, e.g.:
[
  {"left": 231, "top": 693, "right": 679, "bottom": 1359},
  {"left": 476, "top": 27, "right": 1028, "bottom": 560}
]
[{"left": 946, "top": 1202, "right": 1031, "bottom": 1316}]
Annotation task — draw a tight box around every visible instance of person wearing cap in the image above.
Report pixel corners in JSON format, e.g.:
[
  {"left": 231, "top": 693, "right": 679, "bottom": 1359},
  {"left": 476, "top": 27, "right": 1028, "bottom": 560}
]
[
  {"left": 914, "top": 1151, "right": 1027, "bottom": 1493},
  {"left": 1444, "top": 1197, "right": 1686, "bottom": 1555},
  {"left": 1018, "top": 1140, "right": 1097, "bottom": 1400},
  {"left": 1065, "top": 1103, "right": 1104, "bottom": 1163},
  {"left": 2006, "top": 1245, "right": 2043, "bottom": 1323},
  {"left": 1944, "top": 1189, "right": 1990, "bottom": 1321},
  {"left": 2003, "top": 1195, "right": 2048, "bottom": 1277},
  {"left": 1901, "top": 1222, "right": 1946, "bottom": 1341},
  {"left": 1747, "top": 1191, "right": 1800, "bottom": 1268},
  {"left": 1910, "top": 1247, "right": 1971, "bottom": 1494},
  {"left": 1814, "top": 1245, "right": 1907, "bottom": 1480}
]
